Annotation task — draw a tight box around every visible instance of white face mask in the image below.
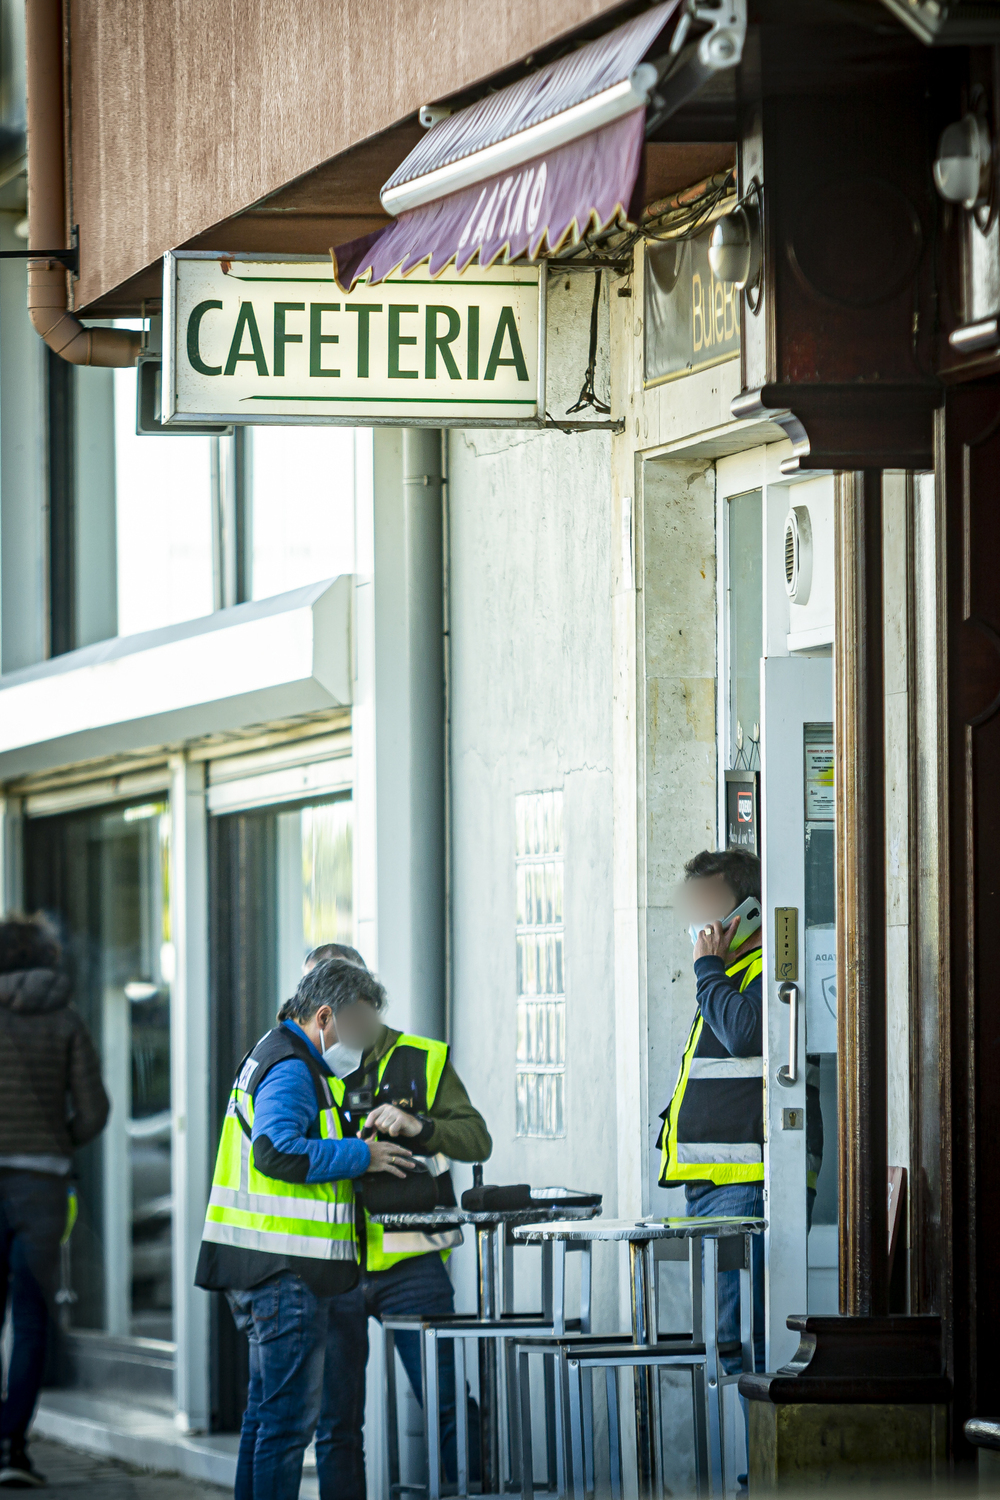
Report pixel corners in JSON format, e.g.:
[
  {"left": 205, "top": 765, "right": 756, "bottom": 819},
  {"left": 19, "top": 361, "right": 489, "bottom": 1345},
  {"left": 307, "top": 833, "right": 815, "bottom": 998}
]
[
  {"left": 323, "top": 1042, "right": 364, "bottom": 1079},
  {"left": 688, "top": 917, "right": 723, "bottom": 947}
]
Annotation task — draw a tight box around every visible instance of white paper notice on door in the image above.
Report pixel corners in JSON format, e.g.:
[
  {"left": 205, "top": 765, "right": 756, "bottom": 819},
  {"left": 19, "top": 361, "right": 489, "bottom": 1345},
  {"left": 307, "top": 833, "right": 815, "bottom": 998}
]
[{"left": 805, "top": 923, "right": 837, "bottom": 1053}]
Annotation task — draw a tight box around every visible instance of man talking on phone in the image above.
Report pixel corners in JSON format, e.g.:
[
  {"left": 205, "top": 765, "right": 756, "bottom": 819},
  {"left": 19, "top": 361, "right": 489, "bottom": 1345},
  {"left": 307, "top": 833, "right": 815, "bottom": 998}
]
[{"left": 657, "top": 847, "right": 765, "bottom": 1375}]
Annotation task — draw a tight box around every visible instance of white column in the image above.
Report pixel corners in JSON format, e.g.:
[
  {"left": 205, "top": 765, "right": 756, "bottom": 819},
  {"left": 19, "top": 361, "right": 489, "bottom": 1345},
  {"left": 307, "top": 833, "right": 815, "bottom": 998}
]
[
  {"left": 0, "top": 795, "right": 24, "bottom": 910},
  {"left": 353, "top": 427, "right": 446, "bottom": 1037},
  {"left": 169, "top": 753, "right": 211, "bottom": 1433}
]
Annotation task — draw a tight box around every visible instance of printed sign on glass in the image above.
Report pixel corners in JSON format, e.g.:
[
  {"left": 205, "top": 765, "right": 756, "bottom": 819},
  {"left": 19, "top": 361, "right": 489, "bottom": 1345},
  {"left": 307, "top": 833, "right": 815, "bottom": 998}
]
[
  {"left": 162, "top": 254, "right": 540, "bottom": 427},
  {"left": 643, "top": 228, "right": 741, "bottom": 387}
]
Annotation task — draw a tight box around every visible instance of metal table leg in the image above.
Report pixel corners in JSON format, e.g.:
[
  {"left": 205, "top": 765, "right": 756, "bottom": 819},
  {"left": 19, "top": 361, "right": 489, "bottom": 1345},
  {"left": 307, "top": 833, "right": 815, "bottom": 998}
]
[
  {"left": 739, "top": 1232, "right": 754, "bottom": 1376},
  {"left": 424, "top": 1327, "right": 443, "bottom": 1500},
  {"left": 606, "top": 1364, "right": 623, "bottom": 1500},
  {"left": 477, "top": 1225, "right": 500, "bottom": 1492},
  {"left": 578, "top": 1242, "right": 595, "bottom": 1493},
  {"left": 629, "top": 1238, "right": 658, "bottom": 1500},
  {"left": 455, "top": 1335, "right": 469, "bottom": 1498},
  {"left": 518, "top": 1345, "right": 536, "bottom": 1500},
  {"left": 702, "top": 1237, "right": 724, "bottom": 1496},
  {"left": 385, "top": 1326, "right": 401, "bottom": 1497},
  {"left": 566, "top": 1356, "right": 587, "bottom": 1500}
]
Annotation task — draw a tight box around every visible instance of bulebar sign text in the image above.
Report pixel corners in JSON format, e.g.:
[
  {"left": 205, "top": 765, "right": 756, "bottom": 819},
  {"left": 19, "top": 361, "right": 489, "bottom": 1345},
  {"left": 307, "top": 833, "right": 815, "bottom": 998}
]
[{"left": 162, "top": 253, "right": 541, "bottom": 428}]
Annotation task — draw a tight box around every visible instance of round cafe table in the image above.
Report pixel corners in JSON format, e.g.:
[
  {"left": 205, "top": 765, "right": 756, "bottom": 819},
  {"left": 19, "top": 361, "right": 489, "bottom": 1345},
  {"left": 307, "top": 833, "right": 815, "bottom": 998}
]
[{"left": 512, "top": 1215, "right": 766, "bottom": 1500}]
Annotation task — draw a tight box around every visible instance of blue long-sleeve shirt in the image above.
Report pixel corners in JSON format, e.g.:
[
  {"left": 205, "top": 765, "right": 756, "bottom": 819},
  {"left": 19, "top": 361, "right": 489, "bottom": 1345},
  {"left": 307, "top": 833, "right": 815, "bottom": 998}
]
[
  {"left": 251, "top": 1021, "right": 371, "bottom": 1184},
  {"left": 693, "top": 954, "right": 762, "bottom": 1058}
]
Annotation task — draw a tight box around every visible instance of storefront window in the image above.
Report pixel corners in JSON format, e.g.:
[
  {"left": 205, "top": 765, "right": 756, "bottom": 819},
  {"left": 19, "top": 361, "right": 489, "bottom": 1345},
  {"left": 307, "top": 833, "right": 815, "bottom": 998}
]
[
  {"left": 25, "top": 799, "right": 173, "bottom": 1341},
  {"left": 210, "top": 794, "right": 353, "bottom": 1086},
  {"left": 249, "top": 427, "right": 357, "bottom": 601},
  {"left": 113, "top": 362, "right": 215, "bottom": 636}
]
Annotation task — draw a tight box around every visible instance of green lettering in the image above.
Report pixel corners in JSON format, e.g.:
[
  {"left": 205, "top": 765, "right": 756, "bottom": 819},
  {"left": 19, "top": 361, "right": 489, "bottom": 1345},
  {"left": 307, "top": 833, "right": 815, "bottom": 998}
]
[
  {"left": 224, "top": 302, "right": 269, "bottom": 377},
  {"left": 345, "top": 303, "right": 383, "bottom": 378},
  {"left": 388, "top": 304, "right": 419, "bottom": 379},
  {"left": 484, "top": 306, "right": 529, "bottom": 382},
  {"left": 273, "top": 302, "right": 305, "bottom": 377},
  {"left": 187, "top": 300, "right": 223, "bottom": 376},
  {"left": 310, "top": 303, "right": 341, "bottom": 377},
  {"left": 425, "top": 305, "right": 461, "bottom": 380},
  {"left": 467, "top": 305, "right": 480, "bottom": 380}
]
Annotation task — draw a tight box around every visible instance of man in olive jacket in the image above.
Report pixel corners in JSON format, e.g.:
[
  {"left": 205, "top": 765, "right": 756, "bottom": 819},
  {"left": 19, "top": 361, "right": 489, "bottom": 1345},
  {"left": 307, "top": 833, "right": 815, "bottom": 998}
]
[
  {"left": 0, "top": 914, "right": 109, "bottom": 1488},
  {"left": 301, "top": 945, "right": 491, "bottom": 1500}
]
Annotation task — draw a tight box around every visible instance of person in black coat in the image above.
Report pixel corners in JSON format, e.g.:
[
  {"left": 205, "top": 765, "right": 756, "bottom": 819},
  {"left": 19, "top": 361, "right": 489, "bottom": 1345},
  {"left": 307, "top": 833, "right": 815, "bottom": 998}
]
[{"left": 0, "top": 913, "right": 109, "bottom": 1488}]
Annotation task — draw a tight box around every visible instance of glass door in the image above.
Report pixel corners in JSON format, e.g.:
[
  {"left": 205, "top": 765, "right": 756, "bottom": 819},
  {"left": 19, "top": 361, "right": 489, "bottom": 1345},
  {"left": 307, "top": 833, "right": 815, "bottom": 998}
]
[
  {"left": 208, "top": 792, "right": 353, "bottom": 1430},
  {"left": 25, "top": 800, "right": 173, "bottom": 1343},
  {"left": 759, "top": 658, "right": 835, "bottom": 1367}
]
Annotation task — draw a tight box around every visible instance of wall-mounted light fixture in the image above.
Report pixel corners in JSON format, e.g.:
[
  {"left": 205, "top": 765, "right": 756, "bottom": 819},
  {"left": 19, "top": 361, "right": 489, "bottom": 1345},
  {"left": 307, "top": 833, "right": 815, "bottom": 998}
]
[
  {"left": 933, "top": 112, "right": 992, "bottom": 210},
  {"left": 708, "top": 184, "right": 762, "bottom": 309}
]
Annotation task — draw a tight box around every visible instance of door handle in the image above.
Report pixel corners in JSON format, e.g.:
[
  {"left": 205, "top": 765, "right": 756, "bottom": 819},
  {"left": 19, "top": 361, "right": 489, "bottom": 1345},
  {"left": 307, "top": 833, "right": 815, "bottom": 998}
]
[{"left": 777, "top": 981, "right": 799, "bottom": 1086}]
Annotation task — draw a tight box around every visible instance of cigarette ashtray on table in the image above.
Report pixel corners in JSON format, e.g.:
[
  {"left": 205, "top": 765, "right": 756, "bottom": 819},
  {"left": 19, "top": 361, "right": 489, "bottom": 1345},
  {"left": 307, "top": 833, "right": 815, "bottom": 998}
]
[
  {"left": 369, "top": 1197, "right": 601, "bottom": 1499},
  {"left": 511, "top": 1216, "right": 767, "bottom": 1500}
]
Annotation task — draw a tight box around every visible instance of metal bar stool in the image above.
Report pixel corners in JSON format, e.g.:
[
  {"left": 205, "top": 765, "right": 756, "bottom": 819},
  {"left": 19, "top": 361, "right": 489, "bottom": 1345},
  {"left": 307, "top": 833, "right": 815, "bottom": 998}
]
[
  {"left": 373, "top": 1206, "right": 598, "bottom": 1499},
  {"left": 511, "top": 1217, "right": 765, "bottom": 1500}
]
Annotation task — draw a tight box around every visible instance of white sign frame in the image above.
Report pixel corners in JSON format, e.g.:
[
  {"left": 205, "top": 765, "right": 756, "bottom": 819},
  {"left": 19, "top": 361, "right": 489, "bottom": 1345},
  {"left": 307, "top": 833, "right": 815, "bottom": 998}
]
[{"left": 162, "top": 251, "right": 548, "bottom": 429}]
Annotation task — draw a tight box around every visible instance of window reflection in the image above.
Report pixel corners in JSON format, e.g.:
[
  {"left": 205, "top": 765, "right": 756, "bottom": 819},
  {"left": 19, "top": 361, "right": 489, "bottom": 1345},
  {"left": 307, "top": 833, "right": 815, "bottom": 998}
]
[
  {"left": 25, "top": 800, "right": 174, "bottom": 1341},
  {"left": 114, "top": 364, "right": 214, "bottom": 636},
  {"left": 250, "top": 427, "right": 356, "bottom": 601}
]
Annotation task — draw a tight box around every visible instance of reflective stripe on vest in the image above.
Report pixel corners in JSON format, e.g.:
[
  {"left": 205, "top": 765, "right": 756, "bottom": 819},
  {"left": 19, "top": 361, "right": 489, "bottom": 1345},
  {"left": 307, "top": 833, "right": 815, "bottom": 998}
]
[
  {"left": 202, "top": 1038, "right": 357, "bottom": 1265},
  {"left": 659, "top": 949, "right": 765, "bottom": 1188},
  {"left": 360, "top": 1034, "right": 463, "bottom": 1271}
]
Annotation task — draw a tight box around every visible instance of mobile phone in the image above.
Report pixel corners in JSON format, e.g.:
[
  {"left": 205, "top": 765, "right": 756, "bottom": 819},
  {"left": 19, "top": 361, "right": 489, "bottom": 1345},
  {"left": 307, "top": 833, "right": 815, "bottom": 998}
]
[{"left": 722, "top": 895, "right": 762, "bottom": 949}]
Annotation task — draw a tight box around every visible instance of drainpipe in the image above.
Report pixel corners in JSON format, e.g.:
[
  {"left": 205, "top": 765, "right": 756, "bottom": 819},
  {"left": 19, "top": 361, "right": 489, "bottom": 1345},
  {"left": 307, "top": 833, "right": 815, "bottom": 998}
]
[{"left": 25, "top": 0, "right": 138, "bottom": 366}]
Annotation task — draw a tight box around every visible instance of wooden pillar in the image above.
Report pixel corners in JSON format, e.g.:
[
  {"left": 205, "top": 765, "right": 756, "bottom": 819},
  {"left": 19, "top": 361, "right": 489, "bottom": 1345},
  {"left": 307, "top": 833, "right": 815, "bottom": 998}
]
[
  {"left": 939, "top": 387, "right": 1000, "bottom": 1448},
  {"left": 835, "top": 470, "right": 889, "bottom": 1317}
]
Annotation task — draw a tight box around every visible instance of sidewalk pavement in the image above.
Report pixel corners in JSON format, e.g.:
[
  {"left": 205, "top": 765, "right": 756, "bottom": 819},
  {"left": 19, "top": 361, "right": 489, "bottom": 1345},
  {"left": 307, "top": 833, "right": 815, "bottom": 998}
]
[{"left": 15, "top": 1438, "right": 230, "bottom": 1497}]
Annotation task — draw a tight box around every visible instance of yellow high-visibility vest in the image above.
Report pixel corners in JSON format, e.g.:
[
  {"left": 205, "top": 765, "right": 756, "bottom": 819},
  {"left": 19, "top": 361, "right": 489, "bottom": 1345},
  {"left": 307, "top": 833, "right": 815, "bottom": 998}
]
[
  {"left": 658, "top": 950, "right": 765, "bottom": 1188},
  {"left": 202, "top": 1029, "right": 357, "bottom": 1268},
  {"left": 354, "top": 1034, "right": 463, "bottom": 1273}
]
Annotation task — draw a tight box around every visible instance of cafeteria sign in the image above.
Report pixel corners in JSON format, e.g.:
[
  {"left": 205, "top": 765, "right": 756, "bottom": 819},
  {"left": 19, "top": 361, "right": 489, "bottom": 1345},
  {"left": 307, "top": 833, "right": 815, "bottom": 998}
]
[{"left": 162, "top": 253, "right": 541, "bottom": 427}]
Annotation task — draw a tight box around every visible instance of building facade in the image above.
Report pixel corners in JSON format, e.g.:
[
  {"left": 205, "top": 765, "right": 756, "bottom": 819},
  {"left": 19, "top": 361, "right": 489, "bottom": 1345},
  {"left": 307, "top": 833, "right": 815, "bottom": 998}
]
[{"left": 3, "top": 0, "right": 1000, "bottom": 1492}]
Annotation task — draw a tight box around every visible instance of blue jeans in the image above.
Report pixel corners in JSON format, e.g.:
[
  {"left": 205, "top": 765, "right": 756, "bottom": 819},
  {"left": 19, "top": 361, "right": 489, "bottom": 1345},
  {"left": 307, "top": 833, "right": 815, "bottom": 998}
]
[
  {"left": 317, "top": 1252, "right": 480, "bottom": 1500},
  {"left": 685, "top": 1181, "right": 766, "bottom": 1376},
  {"left": 0, "top": 1171, "right": 66, "bottom": 1440},
  {"left": 227, "top": 1274, "right": 329, "bottom": 1500}
]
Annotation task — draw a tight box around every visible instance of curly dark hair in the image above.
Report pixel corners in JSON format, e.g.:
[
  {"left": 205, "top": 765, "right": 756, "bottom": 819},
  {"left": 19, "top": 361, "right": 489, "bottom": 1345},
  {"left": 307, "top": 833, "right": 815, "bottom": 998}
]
[
  {"left": 683, "top": 847, "right": 761, "bottom": 907},
  {"left": 0, "top": 912, "right": 61, "bottom": 974},
  {"left": 277, "top": 957, "right": 386, "bottom": 1024}
]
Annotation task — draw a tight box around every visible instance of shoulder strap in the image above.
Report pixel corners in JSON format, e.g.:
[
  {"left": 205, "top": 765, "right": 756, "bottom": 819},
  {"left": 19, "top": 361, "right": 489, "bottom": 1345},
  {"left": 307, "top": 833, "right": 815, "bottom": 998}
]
[{"left": 241, "top": 1026, "right": 334, "bottom": 1111}]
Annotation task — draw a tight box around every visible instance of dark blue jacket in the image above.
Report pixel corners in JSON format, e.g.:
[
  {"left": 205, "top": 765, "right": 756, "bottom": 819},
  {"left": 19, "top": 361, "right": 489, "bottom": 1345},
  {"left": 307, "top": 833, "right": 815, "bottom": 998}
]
[
  {"left": 251, "top": 1021, "right": 370, "bottom": 1184},
  {"left": 692, "top": 953, "right": 763, "bottom": 1057}
]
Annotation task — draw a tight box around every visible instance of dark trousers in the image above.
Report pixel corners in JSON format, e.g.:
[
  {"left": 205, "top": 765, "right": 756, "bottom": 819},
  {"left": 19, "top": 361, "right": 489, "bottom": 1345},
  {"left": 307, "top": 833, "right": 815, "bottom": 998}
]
[
  {"left": 0, "top": 1171, "right": 65, "bottom": 1441},
  {"left": 228, "top": 1274, "right": 329, "bottom": 1500},
  {"left": 317, "top": 1252, "right": 480, "bottom": 1500},
  {"left": 684, "top": 1180, "right": 766, "bottom": 1375}
]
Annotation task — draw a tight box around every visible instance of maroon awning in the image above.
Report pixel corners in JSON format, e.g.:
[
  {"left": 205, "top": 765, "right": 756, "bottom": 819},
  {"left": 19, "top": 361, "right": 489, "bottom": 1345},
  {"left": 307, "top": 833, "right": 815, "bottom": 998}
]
[{"left": 332, "top": 1, "right": 684, "bottom": 291}]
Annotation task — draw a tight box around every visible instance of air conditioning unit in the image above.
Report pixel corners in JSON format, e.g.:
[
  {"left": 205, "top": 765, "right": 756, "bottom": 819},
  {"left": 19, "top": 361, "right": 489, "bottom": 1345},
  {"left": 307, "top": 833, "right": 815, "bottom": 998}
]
[{"left": 783, "top": 477, "right": 834, "bottom": 651}]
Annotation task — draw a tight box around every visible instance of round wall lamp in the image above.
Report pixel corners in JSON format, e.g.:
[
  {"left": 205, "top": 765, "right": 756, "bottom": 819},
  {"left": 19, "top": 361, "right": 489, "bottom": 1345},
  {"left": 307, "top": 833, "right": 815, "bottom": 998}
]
[
  {"left": 708, "top": 184, "right": 762, "bottom": 311},
  {"left": 934, "top": 112, "right": 993, "bottom": 216}
]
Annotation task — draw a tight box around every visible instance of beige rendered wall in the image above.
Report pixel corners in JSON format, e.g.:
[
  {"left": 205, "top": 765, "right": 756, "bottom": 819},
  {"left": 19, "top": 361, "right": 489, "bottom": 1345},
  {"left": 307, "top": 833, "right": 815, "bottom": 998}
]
[{"left": 67, "top": 0, "right": 623, "bottom": 309}]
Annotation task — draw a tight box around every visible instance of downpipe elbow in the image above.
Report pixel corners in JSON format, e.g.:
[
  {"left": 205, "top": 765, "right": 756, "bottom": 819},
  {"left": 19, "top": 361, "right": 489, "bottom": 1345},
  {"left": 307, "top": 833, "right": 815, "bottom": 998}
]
[{"left": 27, "top": 260, "right": 140, "bottom": 367}]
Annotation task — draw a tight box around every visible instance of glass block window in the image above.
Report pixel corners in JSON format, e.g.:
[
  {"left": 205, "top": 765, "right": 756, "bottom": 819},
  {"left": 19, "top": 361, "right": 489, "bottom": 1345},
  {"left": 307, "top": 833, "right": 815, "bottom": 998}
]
[{"left": 515, "top": 790, "right": 565, "bottom": 1137}]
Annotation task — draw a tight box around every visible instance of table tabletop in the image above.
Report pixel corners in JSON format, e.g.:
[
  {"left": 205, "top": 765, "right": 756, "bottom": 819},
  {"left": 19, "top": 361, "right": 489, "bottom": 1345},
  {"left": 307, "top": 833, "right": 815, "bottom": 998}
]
[
  {"left": 369, "top": 1203, "right": 602, "bottom": 1228},
  {"left": 512, "top": 1214, "right": 767, "bottom": 1243}
]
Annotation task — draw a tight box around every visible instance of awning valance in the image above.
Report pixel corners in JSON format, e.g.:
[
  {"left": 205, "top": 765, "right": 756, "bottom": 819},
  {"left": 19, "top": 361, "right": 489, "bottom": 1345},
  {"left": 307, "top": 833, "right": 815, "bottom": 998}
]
[{"left": 332, "top": 0, "right": 705, "bottom": 291}]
